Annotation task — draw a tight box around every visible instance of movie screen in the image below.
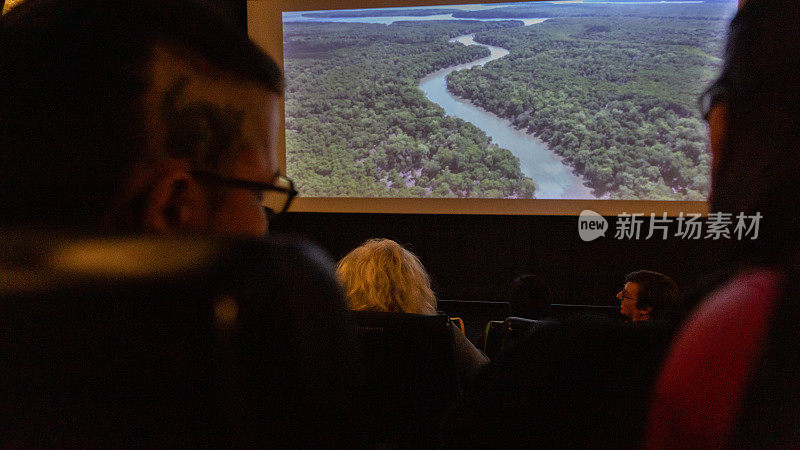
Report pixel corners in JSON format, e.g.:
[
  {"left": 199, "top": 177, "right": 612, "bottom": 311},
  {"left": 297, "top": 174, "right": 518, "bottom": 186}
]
[{"left": 282, "top": 0, "right": 738, "bottom": 200}]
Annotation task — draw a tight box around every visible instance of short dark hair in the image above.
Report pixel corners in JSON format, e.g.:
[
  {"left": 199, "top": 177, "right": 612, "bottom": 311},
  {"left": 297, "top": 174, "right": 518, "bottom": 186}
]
[
  {"left": 0, "top": 0, "right": 283, "bottom": 230},
  {"left": 708, "top": 0, "right": 800, "bottom": 263},
  {"left": 625, "top": 270, "right": 677, "bottom": 319},
  {"left": 509, "top": 274, "right": 552, "bottom": 320}
]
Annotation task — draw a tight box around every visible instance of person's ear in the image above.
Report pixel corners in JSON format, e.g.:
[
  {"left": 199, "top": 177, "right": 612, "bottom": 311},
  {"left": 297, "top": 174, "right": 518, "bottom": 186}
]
[
  {"left": 141, "top": 166, "right": 207, "bottom": 234},
  {"left": 639, "top": 305, "right": 653, "bottom": 316}
]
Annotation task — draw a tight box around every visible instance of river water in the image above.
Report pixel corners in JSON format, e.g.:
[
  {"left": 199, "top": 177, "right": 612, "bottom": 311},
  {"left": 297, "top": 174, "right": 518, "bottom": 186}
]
[
  {"left": 418, "top": 32, "right": 594, "bottom": 199},
  {"left": 284, "top": 12, "right": 596, "bottom": 198}
]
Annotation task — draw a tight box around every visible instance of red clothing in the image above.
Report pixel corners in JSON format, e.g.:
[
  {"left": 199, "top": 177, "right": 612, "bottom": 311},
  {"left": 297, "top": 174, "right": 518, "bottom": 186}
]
[{"left": 645, "top": 269, "right": 780, "bottom": 449}]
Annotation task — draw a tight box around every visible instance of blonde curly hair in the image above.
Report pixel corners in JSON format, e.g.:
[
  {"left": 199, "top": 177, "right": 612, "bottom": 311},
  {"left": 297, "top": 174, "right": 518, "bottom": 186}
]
[{"left": 336, "top": 238, "right": 436, "bottom": 315}]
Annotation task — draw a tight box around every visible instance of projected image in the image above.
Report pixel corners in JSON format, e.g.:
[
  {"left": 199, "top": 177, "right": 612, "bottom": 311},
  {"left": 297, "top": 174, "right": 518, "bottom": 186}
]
[{"left": 282, "top": 1, "right": 738, "bottom": 200}]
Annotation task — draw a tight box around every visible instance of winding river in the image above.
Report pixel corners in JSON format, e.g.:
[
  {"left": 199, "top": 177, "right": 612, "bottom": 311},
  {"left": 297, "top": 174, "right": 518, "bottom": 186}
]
[{"left": 418, "top": 30, "right": 595, "bottom": 199}]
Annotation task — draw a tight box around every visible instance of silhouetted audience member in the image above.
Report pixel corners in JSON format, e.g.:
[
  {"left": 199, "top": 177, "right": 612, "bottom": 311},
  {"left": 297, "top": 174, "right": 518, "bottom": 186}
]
[
  {"left": 337, "top": 238, "right": 488, "bottom": 384},
  {"left": 646, "top": 1, "right": 800, "bottom": 447},
  {"left": 617, "top": 270, "right": 678, "bottom": 323},
  {"left": 0, "top": 0, "right": 295, "bottom": 237},
  {"left": 0, "top": 0, "right": 362, "bottom": 446},
  {"left": 509, "top": 274, "right": 552, "bottom": 320}
]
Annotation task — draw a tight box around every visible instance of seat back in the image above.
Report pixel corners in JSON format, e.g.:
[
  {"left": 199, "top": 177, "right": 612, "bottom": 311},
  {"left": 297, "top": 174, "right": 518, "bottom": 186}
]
[
  {"left": 484, "top": 320, "right": 505, "bottom": 358},
  {"left": 484, "top": 317, "right": 550, "bottom": 358},
  {"left": 351, "top": 310, "right": 460, "bottom": 446},
  {"left": 437, "top": 300, "right": 510, "bottom": 344},
  {"left": 504, "top": 316, "right": 549, "bottom": 345},
  {"left": 550, "top": 303, "right": 621, "bottom": 322},
  {"left": 0, "top": 232, "right": 362, "bottom": 447}
]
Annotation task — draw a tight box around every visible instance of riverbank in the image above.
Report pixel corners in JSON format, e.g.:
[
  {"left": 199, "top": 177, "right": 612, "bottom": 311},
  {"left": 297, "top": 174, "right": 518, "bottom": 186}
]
[{"left": 419, "top": 31, "right": 594, "bottom": 199}]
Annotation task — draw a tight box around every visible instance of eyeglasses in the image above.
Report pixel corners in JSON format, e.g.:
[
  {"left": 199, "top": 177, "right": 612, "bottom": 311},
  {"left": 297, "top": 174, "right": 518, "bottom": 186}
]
[
  {"left": 698, "top": 79, "right": 729, "bottom": 121},
  {"left": 191, "top": 170, "right": 298, "bottom": 217}
]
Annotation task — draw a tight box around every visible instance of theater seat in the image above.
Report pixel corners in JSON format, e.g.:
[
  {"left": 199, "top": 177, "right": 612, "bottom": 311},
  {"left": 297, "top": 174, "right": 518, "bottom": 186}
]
[
  {"left": 483, "top": 320, "right": 504, "bottom": 358},
  {"left": 0, "top": 232, "right": 363, "bottom": 447},
  {"left": 504, "top": 316, "right": 549, "bottom": 343},
  {"left": 351, "top": 310, "right": 461, "bottom": 447},
  {"left": 484, "top": 317, "right": 551, "bottom": 359},
  {"left": 550, "top": 303, "right": 621, "bottom": 322}
]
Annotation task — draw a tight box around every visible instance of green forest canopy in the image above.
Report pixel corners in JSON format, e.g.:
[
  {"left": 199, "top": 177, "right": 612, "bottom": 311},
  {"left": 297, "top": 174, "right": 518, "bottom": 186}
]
[
  {"left": 447, "top": 12, "right": 730, "bottom": 199},
  {"left": 284, "top": 20, "right": 537, "bottom": 198},
  {"left": 283, "top": 3, "right": 732, "bottom": 199}
]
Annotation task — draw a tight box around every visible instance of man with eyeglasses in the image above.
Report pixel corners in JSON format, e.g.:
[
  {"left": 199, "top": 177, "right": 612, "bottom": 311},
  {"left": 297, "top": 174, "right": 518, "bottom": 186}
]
[
  {"left": 0, "top": 0, "right": 296, "bottom": 237},
  {"left": 616, "top": 270, "right": 678, "bottom": 323},
  {"left": 0, "top": 2, "right": 374, "bottom": 446}
]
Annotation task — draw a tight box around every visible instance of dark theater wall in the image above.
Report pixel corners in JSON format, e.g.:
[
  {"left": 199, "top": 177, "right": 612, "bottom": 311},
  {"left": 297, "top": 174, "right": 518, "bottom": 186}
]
[
  {"left": 211, "top": 0, "right": 247, "bottom": 30},
  {"left": 271, "top": 213, "right": 729, "bottom": 306}
]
